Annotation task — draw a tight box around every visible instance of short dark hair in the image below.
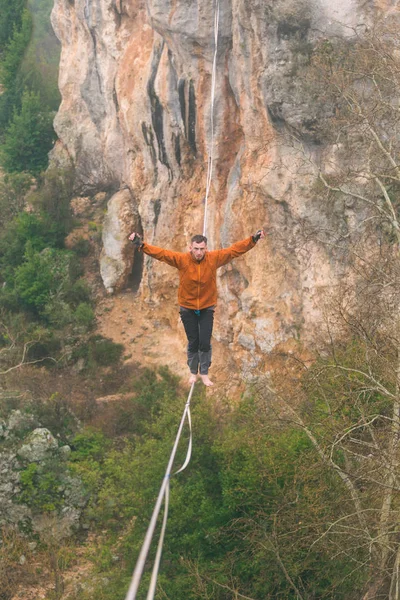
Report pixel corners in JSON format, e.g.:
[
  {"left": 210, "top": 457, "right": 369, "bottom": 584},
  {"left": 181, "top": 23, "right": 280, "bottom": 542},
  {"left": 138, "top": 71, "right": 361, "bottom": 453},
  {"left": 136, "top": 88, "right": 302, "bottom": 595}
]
[{"left": 191, "top": 234, "right": 207, "bottom": 245}]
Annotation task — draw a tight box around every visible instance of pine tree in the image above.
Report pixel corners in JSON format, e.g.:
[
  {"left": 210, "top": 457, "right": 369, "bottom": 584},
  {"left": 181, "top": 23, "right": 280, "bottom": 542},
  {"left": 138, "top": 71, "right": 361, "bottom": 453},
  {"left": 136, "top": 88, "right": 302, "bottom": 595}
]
[
  {"left": 0, "top": 8, "right": 32, "bottom": 128},
  {"left": 0, "top": 89, "right": 55, "bottom": 174},
  {"left": 0, "top": 0, "right": 26, "bottom": 52}
]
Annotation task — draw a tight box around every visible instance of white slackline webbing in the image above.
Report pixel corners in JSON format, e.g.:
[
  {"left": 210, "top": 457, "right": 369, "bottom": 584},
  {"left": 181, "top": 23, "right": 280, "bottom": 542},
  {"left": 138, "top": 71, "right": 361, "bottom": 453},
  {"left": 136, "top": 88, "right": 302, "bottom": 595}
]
[{"left": 124, "top": 382, "right": 195, "bottom": 600}]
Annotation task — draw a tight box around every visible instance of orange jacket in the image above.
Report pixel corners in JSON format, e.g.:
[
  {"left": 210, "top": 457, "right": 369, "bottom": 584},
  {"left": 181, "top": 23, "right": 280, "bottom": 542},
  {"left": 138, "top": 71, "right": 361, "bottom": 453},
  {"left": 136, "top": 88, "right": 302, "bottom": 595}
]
[{"left": 142, "top": 236, "right": 256, "bottom": 310}]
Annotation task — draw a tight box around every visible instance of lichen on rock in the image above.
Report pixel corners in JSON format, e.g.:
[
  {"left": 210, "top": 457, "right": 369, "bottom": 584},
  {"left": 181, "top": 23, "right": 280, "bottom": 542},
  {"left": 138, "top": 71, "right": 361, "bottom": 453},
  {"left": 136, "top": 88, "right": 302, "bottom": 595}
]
[{"left": 17, "top": 428, "right": 58, "bottom": 463}]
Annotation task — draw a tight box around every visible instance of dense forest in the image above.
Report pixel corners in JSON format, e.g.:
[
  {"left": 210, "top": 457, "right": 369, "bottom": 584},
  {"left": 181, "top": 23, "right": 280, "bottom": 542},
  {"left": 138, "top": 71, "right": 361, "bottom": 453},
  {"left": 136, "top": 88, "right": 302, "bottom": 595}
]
[{"left": 1, "top": 2, "right": 400, "bottom": 600}]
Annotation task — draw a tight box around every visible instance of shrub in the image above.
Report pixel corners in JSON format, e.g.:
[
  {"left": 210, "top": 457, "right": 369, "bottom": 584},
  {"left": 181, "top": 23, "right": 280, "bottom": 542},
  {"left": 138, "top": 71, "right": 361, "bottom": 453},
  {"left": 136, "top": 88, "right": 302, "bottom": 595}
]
[
  {"left": 13, "top": 246, "right": 75, "bottom": 312},
  {"left": 74, "top": 303, "right": 95, "bottom": 329},
  {"left": 64, "top": 279, "right": 91, "bottom": 307},
  {"left": 42, "top": 297, "right": 74, "bottom": 328},
  {"left": 18, "top": 460, "right": 65, "bottom": 514},
  {"left": 24, "top": 328, "right": 62, "bottom": 364},
  {"left": 69, "top": 428, "right": 108, "bottom": 463},
  {"left": 89, "top": 336, "right": 124, "bottom": 367},
  {"left": 72, "top": 336, "right": 124, "bottom": 369},
  {"left": 0, "top": 285, "right": 20, "bottom": 312},
  {"left": 0, "top": 211, "right": 65, "bottom": 282},
  {"left": 30, "top": 168, "right": 75, "bottom": 239},
  {"left": 72, "top": 237, "right": 91, "bottom": 257},
  {"left": 0, "top": 172, "right": 32, "bottom": 227}
]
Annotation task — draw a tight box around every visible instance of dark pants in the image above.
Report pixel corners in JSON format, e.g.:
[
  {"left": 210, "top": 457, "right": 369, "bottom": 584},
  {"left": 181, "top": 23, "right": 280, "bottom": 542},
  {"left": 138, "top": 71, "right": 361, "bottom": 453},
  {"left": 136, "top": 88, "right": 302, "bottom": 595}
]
[{"left": 179, "top": 306, "right": 215, "bottom": 375}]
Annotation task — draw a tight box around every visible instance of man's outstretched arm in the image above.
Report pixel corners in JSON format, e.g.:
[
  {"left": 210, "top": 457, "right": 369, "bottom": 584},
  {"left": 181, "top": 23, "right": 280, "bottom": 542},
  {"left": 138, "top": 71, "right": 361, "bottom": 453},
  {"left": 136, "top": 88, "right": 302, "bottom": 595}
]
[
  {"left": 129, "top": 232, "right": 184, "bottom": 269},
  {"left": 213, "top": 229, "right": 266, "bottom": 268}
]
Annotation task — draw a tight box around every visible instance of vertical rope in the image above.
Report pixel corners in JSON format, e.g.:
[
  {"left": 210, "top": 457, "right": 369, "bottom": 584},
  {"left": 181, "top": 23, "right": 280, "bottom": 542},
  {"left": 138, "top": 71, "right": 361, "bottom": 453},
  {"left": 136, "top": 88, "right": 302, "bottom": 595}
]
[
  {"left": 125, "top": 2, "right": 221, "bottom": 598},
  {"left": 203, "top": 0, "right": 220, "bottom": 238}
]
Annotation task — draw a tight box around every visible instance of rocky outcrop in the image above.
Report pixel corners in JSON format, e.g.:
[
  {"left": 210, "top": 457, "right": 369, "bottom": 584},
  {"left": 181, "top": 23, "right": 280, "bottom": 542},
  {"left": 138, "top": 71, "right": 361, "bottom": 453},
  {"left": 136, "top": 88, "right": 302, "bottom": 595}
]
[
  {"left": 0, "top": 412, "right": 85, "bottom": 533},
  {"left": 17, "top": 428, "right": 59, "bottom": 462},
  {"left": 50, "top": 0, "right": 394, "bottom": 379},
  {"left": 100, "top": 188, "right": 139, "bottom": 292},
  {"left": 0, "top": 449, "right": 31, "bottom": 527}
]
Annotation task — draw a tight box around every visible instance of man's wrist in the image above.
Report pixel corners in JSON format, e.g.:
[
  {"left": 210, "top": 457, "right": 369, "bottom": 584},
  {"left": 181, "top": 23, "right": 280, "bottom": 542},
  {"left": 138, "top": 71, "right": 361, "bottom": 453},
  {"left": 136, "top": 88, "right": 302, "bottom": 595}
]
[{"left": 131, "top": 233, "right": 143, "bottom": 248}]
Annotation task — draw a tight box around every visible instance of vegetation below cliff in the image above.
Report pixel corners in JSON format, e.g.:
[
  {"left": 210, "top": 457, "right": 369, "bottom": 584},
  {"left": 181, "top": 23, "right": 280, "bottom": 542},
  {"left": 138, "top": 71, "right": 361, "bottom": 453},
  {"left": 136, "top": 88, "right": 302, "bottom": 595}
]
[
  {"left": 2, "top": 330, "right": 399, "bottom": 600},
  {"left": 1, "top": 3, "right": 400, "bottom": 600}
]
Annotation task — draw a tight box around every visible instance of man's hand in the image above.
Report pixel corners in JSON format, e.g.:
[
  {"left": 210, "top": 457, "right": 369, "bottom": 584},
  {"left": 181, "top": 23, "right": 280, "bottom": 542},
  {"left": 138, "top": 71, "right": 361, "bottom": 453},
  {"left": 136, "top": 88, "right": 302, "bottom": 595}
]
[
  {"left": 129, "top": 232, "right": 143, "bottom": 248},
  {"left": 252, "top": 229, "right": 266, "bottom": 243}
]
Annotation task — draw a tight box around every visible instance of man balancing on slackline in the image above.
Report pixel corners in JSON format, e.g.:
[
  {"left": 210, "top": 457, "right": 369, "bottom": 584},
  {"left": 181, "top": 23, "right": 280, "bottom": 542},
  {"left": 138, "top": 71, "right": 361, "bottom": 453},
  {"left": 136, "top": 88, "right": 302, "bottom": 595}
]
[{"left": 129, "top": 229, "right": 265, "bottom": 386}]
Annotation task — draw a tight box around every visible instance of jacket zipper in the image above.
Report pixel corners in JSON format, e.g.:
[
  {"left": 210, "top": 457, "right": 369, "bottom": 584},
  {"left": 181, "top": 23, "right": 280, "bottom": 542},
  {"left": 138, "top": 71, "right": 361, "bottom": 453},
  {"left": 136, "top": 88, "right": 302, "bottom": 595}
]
[{"left": 197, "top": 263, "right": 200, "bottom": 310}]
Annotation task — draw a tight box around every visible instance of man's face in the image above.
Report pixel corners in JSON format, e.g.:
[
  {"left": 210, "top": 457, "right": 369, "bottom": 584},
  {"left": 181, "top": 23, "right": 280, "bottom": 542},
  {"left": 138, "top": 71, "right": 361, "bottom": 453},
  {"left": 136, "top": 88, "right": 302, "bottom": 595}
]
[{"left": 189, "top": 241, "right": 207, "bottom": 262}]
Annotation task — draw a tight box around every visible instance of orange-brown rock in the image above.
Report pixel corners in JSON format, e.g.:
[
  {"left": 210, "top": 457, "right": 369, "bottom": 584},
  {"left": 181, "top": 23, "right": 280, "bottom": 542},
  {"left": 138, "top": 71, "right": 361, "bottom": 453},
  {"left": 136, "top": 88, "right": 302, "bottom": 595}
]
[{"left": 50, "top": 0, "right": 389, "bottom": 384}]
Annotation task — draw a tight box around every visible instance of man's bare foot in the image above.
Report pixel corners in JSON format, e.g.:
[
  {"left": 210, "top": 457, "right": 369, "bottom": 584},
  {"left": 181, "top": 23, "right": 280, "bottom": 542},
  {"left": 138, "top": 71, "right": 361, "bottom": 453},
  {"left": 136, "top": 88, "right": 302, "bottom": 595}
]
[
  {"left": 200, "top": 374, "right": 214, "bottom": 387},
  {"left": 189, "top": 374, "right": 198, "bottom": 385}
]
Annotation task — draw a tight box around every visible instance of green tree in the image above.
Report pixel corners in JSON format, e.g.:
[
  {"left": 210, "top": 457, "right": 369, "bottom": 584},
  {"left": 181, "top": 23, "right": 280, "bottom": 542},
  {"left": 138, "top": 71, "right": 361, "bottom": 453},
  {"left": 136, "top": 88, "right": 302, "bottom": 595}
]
[
  {"left": 0, "top": 211, "right": 64, "bottom": 282},
  {"left": 0, "top": 89, "right": 55, "bottom": 174},
  {"left": 30, "top": 168, "right": 75, "bottom": 240},
  {"left": 13, "top": 245, "right": 76, "bottom": 312},
  {"left": 19, "top": 461, "right": 64, "bottom": 513},
  {"left": 0, "top": 0, "right": 26, "bottom": 51},
  {"left": 0, "top": 1, "right": 60, "bottom": 130},
  {"left": 0, "top": 8, "right": 32, "bottom": 128},
  {"left": 0, "top": 9, "right": 32, "bottom": 89}
]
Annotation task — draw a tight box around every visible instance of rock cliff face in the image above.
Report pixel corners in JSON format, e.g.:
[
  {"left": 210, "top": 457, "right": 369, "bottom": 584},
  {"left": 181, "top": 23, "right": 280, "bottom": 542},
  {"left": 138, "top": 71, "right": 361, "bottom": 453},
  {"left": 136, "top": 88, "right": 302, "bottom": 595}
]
[{"left": 50, "top": 0, "right": 395, "bottom": 383}]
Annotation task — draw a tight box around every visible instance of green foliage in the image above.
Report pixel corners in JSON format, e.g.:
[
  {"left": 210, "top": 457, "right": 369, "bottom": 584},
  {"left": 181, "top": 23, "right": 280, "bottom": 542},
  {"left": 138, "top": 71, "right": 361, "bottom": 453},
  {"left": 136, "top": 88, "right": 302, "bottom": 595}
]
[
  {"left": 0, "top": 211, "right": 63, "bottom": 281},
  {"left": 74, "top": 303, "right": 95, "bottom": 328},
  {"left": 0, "top": 166, "right": 91, "bottom": 331},
  {"left": 71, "top": 238, "right": 91, "bottom": 257},
  {"left": 0, "top": 8, "right": 32, "bottom": 128},
  {"left": 70, "top": 429, "right": 109, "bottom": 463},
  {"left": 113, "top": 367, "right": 180, "bottom": 436},
  {"left": 0, "top": 309, "right": 57, "bottom": 376},
  {"left": 73, "top": 336, "right": 124, "bottom": 370},
  {"left": 0, "top": 172, "right": 32, "bottom": 227},
  {"left": 0, "top": 89, "right": 55, "bottom": 174},
  {"left": 68, "top": 429, "right": 110, "bottom": 506},
  {"left": 302, "top": 338, "right": 393, "bottom": 434},
  {"left": 41, "top": 297, "right": 74, "bottom": 328},
  {"left": 88, "top": 336, "right": 123, "bottom": 367},
  {"left": 2, "top": 357, "right": 376, "bottom": 598},
  {"left": 21, "top": 0, "right": 61, "bottom": 110},
  {"left": 18, "top": 460, "right": 65, "bottom": 513},
  {"left": 0, "top": 0, "right": 60, "bottom": 133},
  {"left": 30, "top": 168, "right": 75, "bottom": 239},
  {"left": 0, "top": 0, "right": 26, "bottom": 51},
  {"left": 0, "top": 10, "right": 32, "bottom": 89},
  {"left": 65, "top": 375, "right": 362, "bottom": 600},
  {"left": 64, "top": 279, "right": 91, "bottom": 307},
  {"left": 14, "top": 245, "right": 76, "bottom": 312}
]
